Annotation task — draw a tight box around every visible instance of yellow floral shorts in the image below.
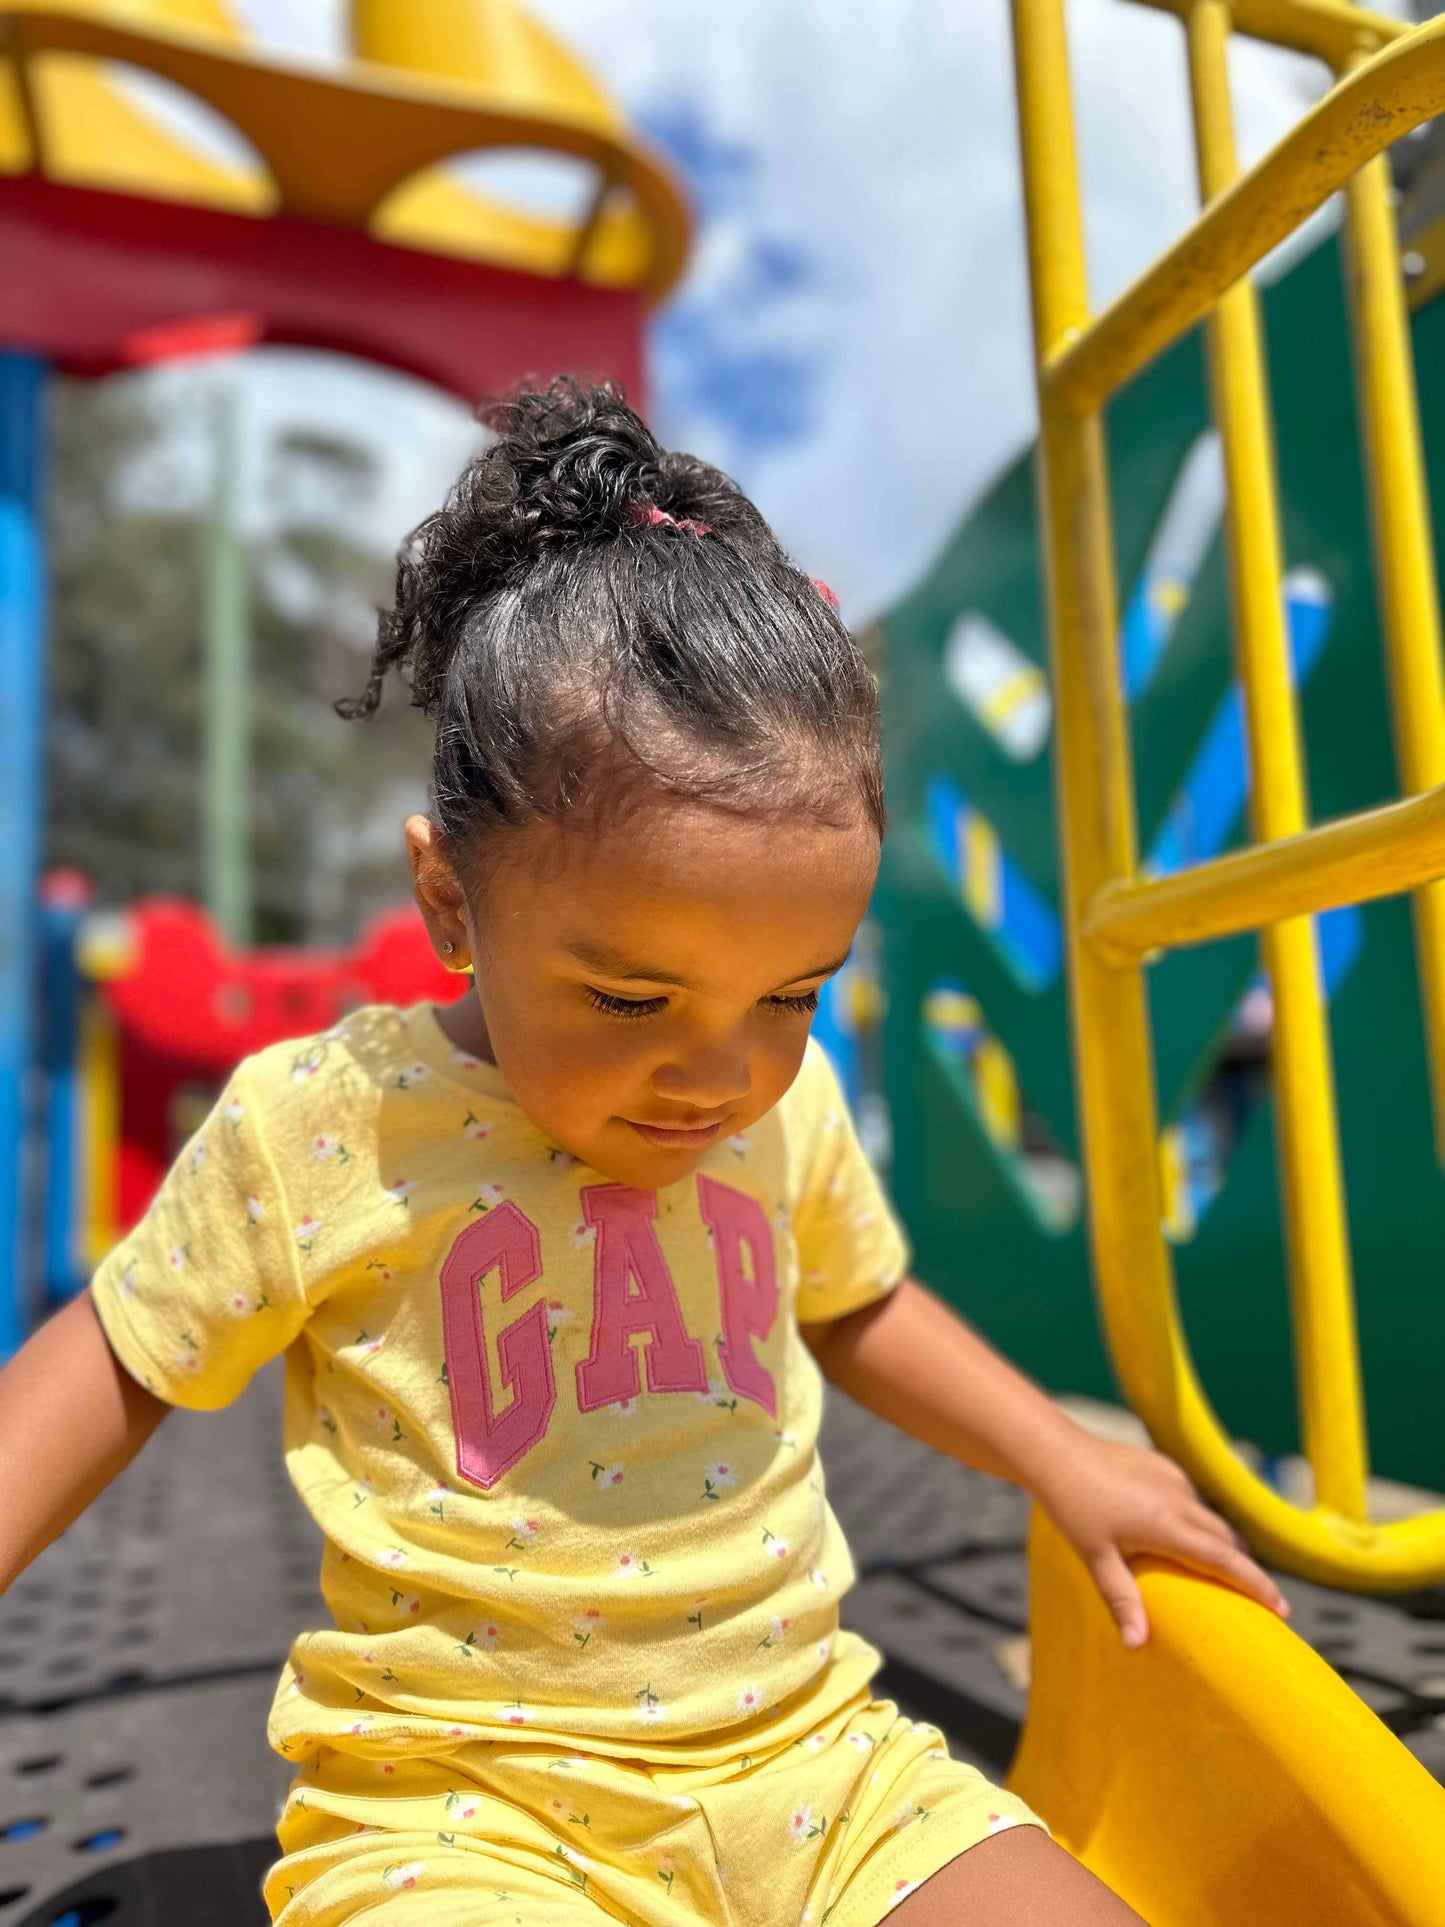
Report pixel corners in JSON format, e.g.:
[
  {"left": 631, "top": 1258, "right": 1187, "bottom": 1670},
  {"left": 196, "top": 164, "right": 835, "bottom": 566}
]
[{"left": 264, "top": 1684, "right": 1044, "bottom": 1926}]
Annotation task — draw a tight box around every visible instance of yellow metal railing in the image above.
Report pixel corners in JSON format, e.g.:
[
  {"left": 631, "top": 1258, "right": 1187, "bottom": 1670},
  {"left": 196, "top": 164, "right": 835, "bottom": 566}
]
[{"left": 1011, "top": 0, "right": 1445, "bottom": 1584}]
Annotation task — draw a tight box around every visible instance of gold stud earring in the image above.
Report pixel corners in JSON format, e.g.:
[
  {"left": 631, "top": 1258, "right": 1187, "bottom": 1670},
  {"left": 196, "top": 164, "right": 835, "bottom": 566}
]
[{"left": 442, "top": 941, "right": 455, "bottom": 954}]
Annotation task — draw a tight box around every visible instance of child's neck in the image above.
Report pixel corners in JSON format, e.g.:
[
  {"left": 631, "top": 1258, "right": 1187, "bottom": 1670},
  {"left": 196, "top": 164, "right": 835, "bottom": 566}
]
[{"left": 432, "top": 988, "right": 496, "bottom": 1066}]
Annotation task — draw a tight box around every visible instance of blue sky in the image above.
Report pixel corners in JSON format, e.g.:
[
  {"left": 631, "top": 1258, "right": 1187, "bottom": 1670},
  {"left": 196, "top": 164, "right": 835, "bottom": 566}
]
[{"left": 195, "top": 0, "right": 1334, "bottom": 621}]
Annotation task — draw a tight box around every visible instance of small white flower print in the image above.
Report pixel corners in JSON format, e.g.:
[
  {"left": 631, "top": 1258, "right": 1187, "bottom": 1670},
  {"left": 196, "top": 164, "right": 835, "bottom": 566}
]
[
  {"left": 855, "top": 1209, "right": 876, "bottom": 1232},
  {"left": 472, "top": 1183, "right": 504, "bottom": 1211},
  {"left": 809, "top": 1567, "right": 829, "bottom": 1589},
  {"left": 886, "top": 1879, "right": 925, "bottom": 1911},
  {"left": 396, "top": 1062, "right": 430, "bottom": 1090},
  {"left": 452, "top": 1051, "right": 482, "bottom": 1071},
  {"left": 379, "top": 1548, "right": 408, "bottom": 1570},
  {"left": 508, "top": 1516, "right": 539, "bottom": 1545},
  {"left": 310, "top": 1133, "right": 343, "bottom": 1160},
  {"left": 426, "top": 1483, "right": 449, "bottom": 1509},
  {"left": 702, "top": 1461, "right": 736, "bottom": 1501},
  {"left": 294, "top": 1215, "right": 323, "bottom": 1252},
  {"left": 499, "top": 1702, "right": 533, "bottom": 1725},
  {"left": 694, "top": 1375, "right": 731, "bottom": 1404},
  {"left": 572, "top": 1609, "right": 604, "bottom": 1645},
  {"left": 544, "top": 1300, "right": 572, "bottom": 1336},
  {"left": 292, "top": 1047, "right": 325, "bottom": 1082},
  {"left": 846, "top": 1732, "right": 875, "bottom": 1754},
  {"left": 226, "top": 1290, "right": 250, "bottom": 1316},
  {"left": 461, "top": 1111, "right": 491, "bottom": 1140},
  {"left": 383, "top": 1862, "right": 424, "bottom": 1890},
  {"left": 570, "top": 1219, "right": 595, "bottom": 1248},
  {"left": 615, "top": 1550, "right": 653, "bottom": 1577},
  {"left": 727, "top": 1133, "right": 752, "bottom": 1158},
  {"left": 736, "top": 1683, "right": 764, "bottom": 1716},
  {"left": 223, "top": 1097, "right": 244, "bottom": 1127},
  {"left": 387, "top": 1179, "right": 418, "bottom": 1206},
  {"left": 637, "top": 1700, "right": 667, "bottom": 1725},
  {"left": 773, "top": 1428, "right": 796, "bottom": 1448},
  {"left": 118, "top": 1261, "right": 139, "bottom": 1299},
  {"left": 762, "top": 1533, "right": 789, "bottom": 1561},
  {"left": 608, "top": 1395, "right": 638, "bottom": 1417},
  {"left": 768, "top": 1615, "right": 791, "bottom": 1644},
  {"left": 289, "top": 1667, "right": 308, "bottom": 1697},
  {"left": 175, "top": 1346, "right": 201, "bottom": 1372},
  {"left": 817, "top": 1638, "right": 833, "bottom": 1663},
  {"left": 987, "top": 1812, "right": 1021, "bottom": 1835},
  {"left": 190, "top": 1140, "right": 208, "bottom": 1172},
  {"left": 346, "top": 1715, "right": 374, "bottom": 1737},
  {"left": 590, "top": 1462, "right": 625, "bottom": 1491},
  {"left": 245, "top": 1192, "right": 265, "bottom": 1224},
  {"left": 167, "top": 1243, "right": 188, "bottom": 1272},
  {"left": 892, "top": 1798, "right": 919, "bottom": 1830},
  {"left": 788, "top": 1804, "right": 824, "bottom": 1846}
]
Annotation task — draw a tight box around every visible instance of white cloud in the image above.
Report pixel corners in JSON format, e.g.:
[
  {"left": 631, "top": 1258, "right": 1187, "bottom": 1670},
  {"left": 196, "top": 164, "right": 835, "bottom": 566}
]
[{"left": 223, "top": 0, "right": 1321, "bottom": 619}]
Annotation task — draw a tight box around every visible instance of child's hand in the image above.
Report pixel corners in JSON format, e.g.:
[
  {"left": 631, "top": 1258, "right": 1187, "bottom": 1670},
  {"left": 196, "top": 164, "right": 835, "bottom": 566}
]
[{"left": 1035, "top": 1433, "right": 1290, "bottom": 1648}]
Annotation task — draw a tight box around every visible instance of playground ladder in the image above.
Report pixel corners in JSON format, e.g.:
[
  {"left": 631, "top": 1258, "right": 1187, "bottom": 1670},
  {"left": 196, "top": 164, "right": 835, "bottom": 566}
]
[{"left": 1011, "top": 0, "right": 1445, "bottom": 1586}]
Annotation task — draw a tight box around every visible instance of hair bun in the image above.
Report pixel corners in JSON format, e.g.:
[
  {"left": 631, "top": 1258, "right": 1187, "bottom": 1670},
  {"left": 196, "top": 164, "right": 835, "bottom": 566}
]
[{"left": 483, "top": 376, "right": 664, "bottom": 554}]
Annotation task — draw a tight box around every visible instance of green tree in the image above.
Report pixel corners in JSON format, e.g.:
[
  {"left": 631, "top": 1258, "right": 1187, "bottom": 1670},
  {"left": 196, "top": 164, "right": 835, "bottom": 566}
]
[{"left": 44, "top": 375, "right": 434, "bottom": 945}]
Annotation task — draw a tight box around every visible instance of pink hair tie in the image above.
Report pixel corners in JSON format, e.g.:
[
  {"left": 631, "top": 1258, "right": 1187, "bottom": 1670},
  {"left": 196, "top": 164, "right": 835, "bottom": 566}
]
[
  {"left": 812, "top": 578, "right": 840, "bottom": 610},
  {"left": 627, "top": 499, "right": 712, "bottom": 538}
]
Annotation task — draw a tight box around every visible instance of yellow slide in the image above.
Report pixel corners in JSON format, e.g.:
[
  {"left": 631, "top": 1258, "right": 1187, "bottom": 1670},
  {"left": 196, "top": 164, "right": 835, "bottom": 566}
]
[{"left": 1009, "top": 1510, "right": 1445, "bottom": 1925}]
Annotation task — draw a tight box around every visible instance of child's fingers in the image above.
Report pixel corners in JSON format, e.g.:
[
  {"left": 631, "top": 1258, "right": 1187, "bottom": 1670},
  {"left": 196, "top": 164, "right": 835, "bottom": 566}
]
[
  {"left": 1090, "top": 1545, "right": 1150, "bottom": 1650},
  {"left": 1151, "top": 1528, "right": 1290, "bottom": 1618}
]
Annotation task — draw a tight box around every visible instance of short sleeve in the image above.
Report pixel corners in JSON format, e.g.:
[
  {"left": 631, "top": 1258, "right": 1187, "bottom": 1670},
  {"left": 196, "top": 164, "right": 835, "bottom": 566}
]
[
  {"left": 786, "top": 1039, "right": 911, "bottom": 1324},
  {"left": 89, "top": 1058, "right": 310, "bottom": 1411}
]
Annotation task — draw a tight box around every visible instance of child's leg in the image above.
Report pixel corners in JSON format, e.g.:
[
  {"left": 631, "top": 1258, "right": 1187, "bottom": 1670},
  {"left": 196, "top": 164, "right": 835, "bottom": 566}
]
[{"left": 890, "top": 1826, "right": 1149, "bottom": 1925}]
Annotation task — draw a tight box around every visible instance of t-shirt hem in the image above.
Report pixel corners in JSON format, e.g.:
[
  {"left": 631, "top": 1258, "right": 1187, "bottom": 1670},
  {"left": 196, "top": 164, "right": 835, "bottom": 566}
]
[
  {"left": 796, "top": 1266, "right": 907, "bottom": 1328},
  {"left": 89, "top": 1278, "right": 234, "bottom": 1413}
]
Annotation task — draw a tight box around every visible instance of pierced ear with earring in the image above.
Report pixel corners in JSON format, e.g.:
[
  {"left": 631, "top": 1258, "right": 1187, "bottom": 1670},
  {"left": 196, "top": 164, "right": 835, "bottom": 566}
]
[{"left": 441, "top": 940, "right": 470, "bottom": 974}]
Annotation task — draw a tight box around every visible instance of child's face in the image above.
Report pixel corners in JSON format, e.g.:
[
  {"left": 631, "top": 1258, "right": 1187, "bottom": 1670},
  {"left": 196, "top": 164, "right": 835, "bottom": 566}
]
[{"left": 407, "top": 801, "right": 879, "bottom": 1189}]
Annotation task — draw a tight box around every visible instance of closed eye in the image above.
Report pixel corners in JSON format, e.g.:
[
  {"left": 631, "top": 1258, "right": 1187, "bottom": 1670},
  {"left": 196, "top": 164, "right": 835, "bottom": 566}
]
[
  {"left": 586, "top": 988, "right": 667, "bottom": 1019},
  {"left": 764, "top": 989, "right": 820, "bottom": 1015}
]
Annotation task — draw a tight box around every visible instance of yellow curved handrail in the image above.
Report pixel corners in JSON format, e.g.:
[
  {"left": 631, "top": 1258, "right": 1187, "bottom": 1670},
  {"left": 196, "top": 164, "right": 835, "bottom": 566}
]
[
  {"left": 1009, "top": 1509, "right": 1445, "bottom": 1921},
  {"left": 1012, "top": 0, "right": 1445, "bottom": 1587}
]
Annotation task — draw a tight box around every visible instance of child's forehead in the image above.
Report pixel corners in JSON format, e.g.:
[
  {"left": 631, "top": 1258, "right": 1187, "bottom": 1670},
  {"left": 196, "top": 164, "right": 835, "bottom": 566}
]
[{"left": 484, "top": 805, "right": 878, "bottom": 982}]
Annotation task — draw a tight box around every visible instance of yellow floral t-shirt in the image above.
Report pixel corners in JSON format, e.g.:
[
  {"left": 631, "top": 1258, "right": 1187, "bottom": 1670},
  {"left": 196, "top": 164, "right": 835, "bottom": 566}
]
[{"left": 89, "top": 1003, "right": 910, "bottom": 1766}]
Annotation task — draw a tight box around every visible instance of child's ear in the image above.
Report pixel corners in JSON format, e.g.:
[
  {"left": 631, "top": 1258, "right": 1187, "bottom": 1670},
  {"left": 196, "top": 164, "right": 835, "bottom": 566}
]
[{"left": 405, "top": 815, "right": 472, "bottom": 970}]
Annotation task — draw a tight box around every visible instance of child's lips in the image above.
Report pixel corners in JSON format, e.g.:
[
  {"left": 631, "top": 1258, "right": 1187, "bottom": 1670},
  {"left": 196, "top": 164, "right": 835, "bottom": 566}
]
[{"left": 624, "top": 1116, "right": 729, "bottom": 1149}]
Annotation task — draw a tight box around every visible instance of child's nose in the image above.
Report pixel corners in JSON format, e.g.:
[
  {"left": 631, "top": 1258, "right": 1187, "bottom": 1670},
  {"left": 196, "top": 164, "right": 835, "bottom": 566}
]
[{"left": 650, "top": 1046, "right": 751, "bottom": 1114}]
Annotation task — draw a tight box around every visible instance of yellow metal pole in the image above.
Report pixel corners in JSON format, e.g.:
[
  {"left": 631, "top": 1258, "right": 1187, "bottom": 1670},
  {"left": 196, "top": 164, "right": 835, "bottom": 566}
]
[
  {"left": 1338, "top": 59, "right": 1445, "bottom": 1164},
  {"left": 1013, "top": 0, "right": 1203, "bottom": 1455},
  {"left": 1187, "top": 0, "right": 1368, "bottom": 1523}
]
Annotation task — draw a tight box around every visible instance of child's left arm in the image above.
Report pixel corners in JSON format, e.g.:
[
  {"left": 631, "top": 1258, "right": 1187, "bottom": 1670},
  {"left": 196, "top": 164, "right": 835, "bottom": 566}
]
[{"left": 802, "top": 1275, "right": 1289, "bottom": 1648}]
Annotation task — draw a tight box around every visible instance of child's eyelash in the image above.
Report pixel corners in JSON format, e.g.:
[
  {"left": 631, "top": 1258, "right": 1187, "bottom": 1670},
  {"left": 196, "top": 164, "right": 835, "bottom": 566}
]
[
  {"left": 583, "top": 987, "right": 820, "bottom": 1020},
  {"left": 586, "top": 989, "right": 666, "bottom": 1019},
  {"left": 766, "top": 989, "right": 820, "bottom": 1015}
]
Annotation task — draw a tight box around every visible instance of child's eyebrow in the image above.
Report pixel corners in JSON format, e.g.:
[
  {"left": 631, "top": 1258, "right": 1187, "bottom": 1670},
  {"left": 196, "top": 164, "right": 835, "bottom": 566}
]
[{"left": 565, "top": 940, "right": 850, "bottom": 991}]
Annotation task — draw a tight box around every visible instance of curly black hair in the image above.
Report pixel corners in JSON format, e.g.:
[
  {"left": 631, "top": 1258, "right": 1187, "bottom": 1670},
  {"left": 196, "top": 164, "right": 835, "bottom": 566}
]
[{"left": 339, "top": 376, "right": 884, "bottom": 879}]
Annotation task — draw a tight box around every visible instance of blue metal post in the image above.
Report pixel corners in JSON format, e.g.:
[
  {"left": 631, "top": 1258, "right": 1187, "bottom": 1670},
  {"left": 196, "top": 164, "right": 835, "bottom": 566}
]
[
  {"left": 0, "top": 351, "right": 47, "bottom": 1356},
  {"left": 41, "top": 883, "right": 89, "bottom": 1306}
]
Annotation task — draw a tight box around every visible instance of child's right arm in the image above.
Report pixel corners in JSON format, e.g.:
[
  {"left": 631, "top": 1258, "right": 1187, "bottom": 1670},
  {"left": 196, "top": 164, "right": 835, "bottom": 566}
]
[{"left": 0, "top": 1288, "right": 170, "bottom": 1595}]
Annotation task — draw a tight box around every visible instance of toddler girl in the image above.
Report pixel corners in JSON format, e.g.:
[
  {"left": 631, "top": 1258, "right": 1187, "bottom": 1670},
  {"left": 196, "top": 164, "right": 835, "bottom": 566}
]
[{"left": 0, "top": 379, "right": 1285, "bottom": 1926}]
